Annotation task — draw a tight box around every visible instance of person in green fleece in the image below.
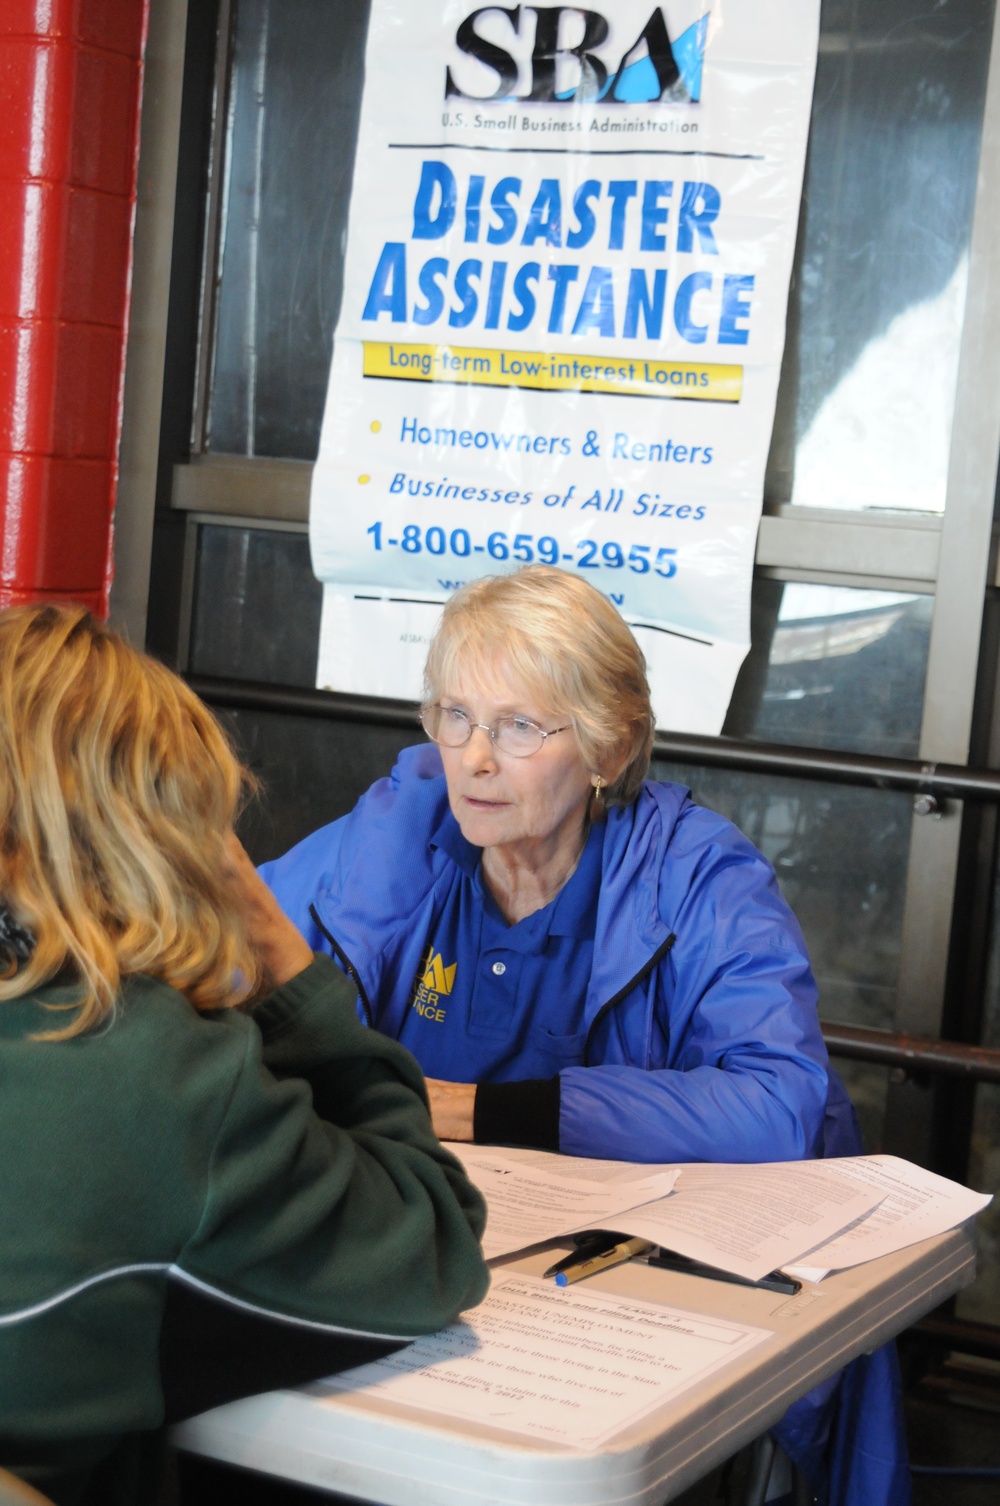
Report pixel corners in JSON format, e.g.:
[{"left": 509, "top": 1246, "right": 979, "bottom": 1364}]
[{"left": 0, "top": 603, "right": 489, "bottom": 1506}]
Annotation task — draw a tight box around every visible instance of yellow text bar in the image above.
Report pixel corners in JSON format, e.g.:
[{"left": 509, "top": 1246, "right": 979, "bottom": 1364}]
[{"left": 362, "top": 341, "right": 742, "bottom": 403}]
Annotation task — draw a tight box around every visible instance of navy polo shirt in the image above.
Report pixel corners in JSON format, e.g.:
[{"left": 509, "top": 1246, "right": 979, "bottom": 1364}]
[{"left": 397, "top": 814, "right": 604, "bottom": 1136}]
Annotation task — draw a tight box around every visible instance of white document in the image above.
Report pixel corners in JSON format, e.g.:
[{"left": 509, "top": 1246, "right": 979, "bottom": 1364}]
[
  {"left": 611, "top": 1161, "right": 885, "bottom": 1282},
  {"left": 460, "top": 1143, "right": 675, "bottom": 1185},
  {"left": 319, "top": 1272, "right": 771, "bottom": 1450},
  {"left": 311, "top": 0, "right": 823, "bottom": 734},
  {"left": 449, "top": 1144, "right": 679, "bottom": 1261},
  {"left": 784, "top": 1155, "right": 993, "bottom": 1282}
]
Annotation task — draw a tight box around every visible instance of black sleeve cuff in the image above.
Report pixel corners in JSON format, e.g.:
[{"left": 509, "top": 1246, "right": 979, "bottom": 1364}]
[{"left": 473, "top": 1077, "right": 561, "bottom": 1151}]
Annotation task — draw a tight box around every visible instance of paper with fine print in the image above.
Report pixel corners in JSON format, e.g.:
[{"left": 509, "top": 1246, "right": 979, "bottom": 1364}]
[
  {"left": 448, "top": 1144, "right": 680, "bottom": 1261},
  {"left": 783, "top": 1155, "right": 993, "bottom": 1283},
  {"left": 596, "top": 1160, "right": 885, "bottom": 1283},
  {"left": 317, "top": 1272, "right": 771, "bottom": 1451}
]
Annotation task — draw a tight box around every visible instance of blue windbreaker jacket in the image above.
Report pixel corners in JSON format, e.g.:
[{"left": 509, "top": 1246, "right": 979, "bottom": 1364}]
[
  {"left": 262, "top": 744, "right": 909, "bottom": 1505},
  {"left": 262, "top": 744, "right": 831, "bottom": 1164}
]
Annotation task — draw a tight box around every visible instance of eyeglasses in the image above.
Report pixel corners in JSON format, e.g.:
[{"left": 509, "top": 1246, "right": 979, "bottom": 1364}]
[{"left": 420, "top": 704, "right": 571, "bottom": 758}]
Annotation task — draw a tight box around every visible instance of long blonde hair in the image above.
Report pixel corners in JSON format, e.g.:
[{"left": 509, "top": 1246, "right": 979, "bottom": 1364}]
[{"left": 0, "top": 604, "right": 259, "bottom": 1038}]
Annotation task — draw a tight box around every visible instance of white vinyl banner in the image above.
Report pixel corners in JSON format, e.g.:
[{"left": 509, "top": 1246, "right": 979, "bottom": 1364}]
[{"left": 310, "top": 1, "right": 820, "bottom": 731}]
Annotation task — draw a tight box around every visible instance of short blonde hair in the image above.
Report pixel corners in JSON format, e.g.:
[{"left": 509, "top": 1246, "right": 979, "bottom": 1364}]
[
  {"left": 0, "top": 604, "right": 259, "bottom": 1038},
  {"left": 423, "top": 567, "right": 653, "bottom": 805}
]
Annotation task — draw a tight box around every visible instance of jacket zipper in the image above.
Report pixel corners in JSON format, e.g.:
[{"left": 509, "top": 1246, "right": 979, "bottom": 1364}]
[
  {"left": 308, "top": 904, "right": 374, "bottom": 1027},
  {"left": 582, "top": 932, "right": 676, "bottom": 1067}
]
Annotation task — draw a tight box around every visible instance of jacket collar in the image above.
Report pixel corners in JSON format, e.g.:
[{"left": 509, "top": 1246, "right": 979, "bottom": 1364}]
[{"left": 322, "top": 744, "right": 690, "bottom": 1030}]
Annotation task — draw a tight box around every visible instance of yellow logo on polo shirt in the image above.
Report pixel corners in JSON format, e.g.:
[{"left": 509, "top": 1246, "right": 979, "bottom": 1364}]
[
  {"left": 411, "top": 946, "right": 456, "bottom": 1023},
  {"left": 422, "top": 950, "right": 457, "bottom": 995}
]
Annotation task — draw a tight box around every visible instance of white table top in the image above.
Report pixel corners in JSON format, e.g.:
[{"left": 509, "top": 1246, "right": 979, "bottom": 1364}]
[{"left": 173, "top": 1224, "right": 976, "bottom": 1505}]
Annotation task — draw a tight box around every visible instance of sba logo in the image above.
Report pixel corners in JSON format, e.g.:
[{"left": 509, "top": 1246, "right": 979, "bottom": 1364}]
[
  {"left": 446, "top": 6, "right": 709, "bottom": 105},
  {"left": 412, "top": 947, "right": 457, "bottom": 1022}
]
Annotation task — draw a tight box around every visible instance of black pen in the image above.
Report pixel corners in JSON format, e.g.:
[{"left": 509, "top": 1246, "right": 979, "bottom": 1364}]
[
  {"left": 542, "top": 1233, "right": 623, "bottom": 1279},
  {"left": 648, "top": 1250, "right": 801, "bottom": 1296}
]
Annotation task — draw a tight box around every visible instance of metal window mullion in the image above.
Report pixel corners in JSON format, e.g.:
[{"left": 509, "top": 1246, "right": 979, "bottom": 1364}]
[
  {"left": 108, "top": 0, "right": 191, "bottom": 648},
  {"left": 885, "top": 5, "right": 1000, "bottom": 1158},
  {"left": 176, "top": 514, "right": 201, "bottom": 674},
  {"left": 190, "top": 0, "right": 235, "bottom": 455}
]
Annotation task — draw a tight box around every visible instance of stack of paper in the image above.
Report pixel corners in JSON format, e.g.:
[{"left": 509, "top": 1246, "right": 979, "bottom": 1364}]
[
  {"left": 319, "top": 1272, "right": 772, "bottom": 1449},
  {"left": 449, "top": 1145, "right": 992, "bottom": 1283},
  {"left": 783, "top": 1157, "right": 993, "bottom": 1281},
  {"left": 450, "top": 1148, "right": 678, "bottom": 1261}
]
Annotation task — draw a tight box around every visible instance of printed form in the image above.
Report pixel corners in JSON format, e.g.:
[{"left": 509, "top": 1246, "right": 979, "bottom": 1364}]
[
  {"left": 452, "top": 1146, "right": 884, "bottom": 1280},
  {"left": 451, "top": 1147, "right": 987, "bottom": 1283},
  {"left": 784, "top": 1155, "right": 993, "bottom": 1281},
  {"left": 618, "top": 1160, "right": 885, "bottom": 1282},
  {"left": 450, "top": 1145, "right": 679, "bottom": 1261},
  {"left": 319, "top": 1273, "right": 771, "bottom": 1450}
]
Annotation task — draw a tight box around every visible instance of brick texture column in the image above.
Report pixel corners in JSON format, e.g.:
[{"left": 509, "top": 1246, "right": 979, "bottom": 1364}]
[{"left": 0, "top": 0, "right": 148, "bottom": 615}]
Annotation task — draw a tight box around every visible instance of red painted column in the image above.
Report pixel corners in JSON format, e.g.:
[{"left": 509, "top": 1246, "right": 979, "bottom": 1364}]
[{"left": 0, "top": 0, "right": 148, "bottom": 616}]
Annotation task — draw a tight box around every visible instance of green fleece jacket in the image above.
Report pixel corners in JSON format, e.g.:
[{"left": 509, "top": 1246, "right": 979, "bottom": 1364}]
[{"left": 0, "top": 954, "right": 488, "bottom": 1503}]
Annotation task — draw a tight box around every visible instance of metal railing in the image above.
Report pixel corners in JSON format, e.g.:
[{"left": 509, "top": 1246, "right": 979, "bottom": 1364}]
[
  {"left": 822, "top": 1024, "right": 1000, "bottom": 1084},
  {"left": 187, "top": 675, "right": 1000, "bottom": 804}
]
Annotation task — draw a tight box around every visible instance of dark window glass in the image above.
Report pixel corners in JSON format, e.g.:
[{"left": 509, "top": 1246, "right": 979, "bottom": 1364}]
[
  {"left": 652, "top": 760, "right": 910, "bottom": 1151},
  {"left": 960, "top": 1081, "right": 1000, "bottom": 1325},
  {"left": 189, "top": 525, "right": 322, "bottom": 686},
  {"left": 231, "top": 708, "right": 413, "bottom": 863},
  {"left": 767, "top": 0, "right": 990, "bottom": 512},
  {"left": 726, "top": 582, "right": 932, "bottom": 758},
  {"left": 208, "top": 0, "right": 370, "bottom": 458},
  {"left": 957, "top": 878, "right": 1000, "bottom": 1324}
]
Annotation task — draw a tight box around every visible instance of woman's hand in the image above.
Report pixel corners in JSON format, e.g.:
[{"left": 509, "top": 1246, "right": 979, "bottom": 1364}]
[
  {"left": 425, "top": 1078, "right": 476, "bottom": 1142},
  {"left": 223, "top": 833, "right": 314, "bottom": 989}
]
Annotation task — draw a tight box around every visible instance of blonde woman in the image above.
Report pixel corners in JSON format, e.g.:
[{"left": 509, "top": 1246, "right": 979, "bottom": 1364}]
[
  {"left": 0, "top": 604, "right": 487, "bottom": 1506},
  {"left": 264, "top": 564, "right": 907, "bottom": 1506}
]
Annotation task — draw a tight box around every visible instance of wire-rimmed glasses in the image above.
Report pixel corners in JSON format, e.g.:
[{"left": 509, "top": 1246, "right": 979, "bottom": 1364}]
[{"left": 420, "top": 704, "right": 570, "bottom": 758}]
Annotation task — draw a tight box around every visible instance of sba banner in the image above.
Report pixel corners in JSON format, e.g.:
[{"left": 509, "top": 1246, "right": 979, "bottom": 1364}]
[{"left": 310, "top": 0, "right": 820, "bottom": 731}]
